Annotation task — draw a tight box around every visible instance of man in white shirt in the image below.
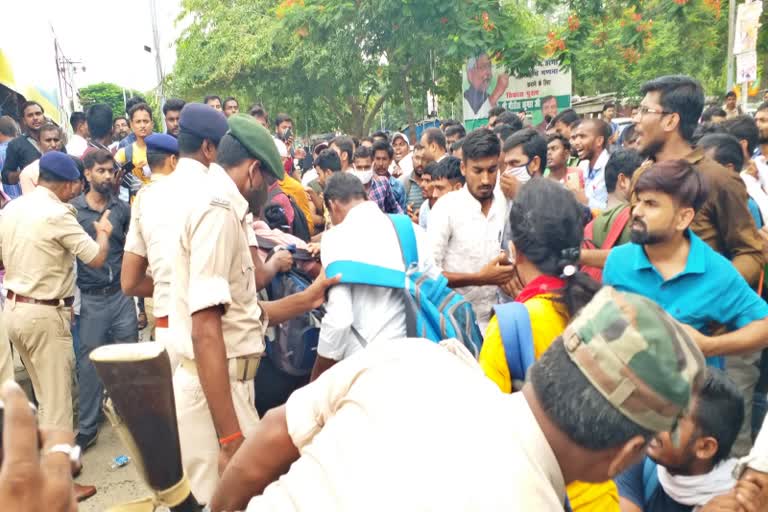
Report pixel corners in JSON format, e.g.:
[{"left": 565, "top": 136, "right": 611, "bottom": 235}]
[
  {"left": 419, "top": 127, "right": 448, "bottom": 165},
  {"left": 19, "top": 124, "right": 64, "bottom": 195},
  {"left": 66, "top": 111, "right": 89, "bottom": 158},
  {"left": 573, "top": 118, "right": 610, "bottom": 209},
  {"left": 210, "top": 288, "right": 705, "bottom": 512},
  {"left": 310, "top": 172, "right": 438, "bottom": 379},
  {"left": 428, "top": 128, "right": 516, "bottom": 330},
  {"left": 390, "top": 132, "right": 413, "bottom": 184}
]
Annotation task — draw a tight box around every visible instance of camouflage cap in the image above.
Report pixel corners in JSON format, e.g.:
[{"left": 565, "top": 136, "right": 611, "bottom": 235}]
[{"left": 562, "top": 287, "right": 705, "bottom": 434}]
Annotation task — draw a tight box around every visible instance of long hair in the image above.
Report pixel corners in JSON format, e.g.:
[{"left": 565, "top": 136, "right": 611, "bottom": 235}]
[{"left": 508, "top": 178, "right": 600, "bottom": 317}]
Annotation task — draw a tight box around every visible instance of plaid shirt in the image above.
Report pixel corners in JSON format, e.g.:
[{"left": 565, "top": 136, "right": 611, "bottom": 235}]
[{"left": 369, "top": 176, "right": 403, "bottom": 214}]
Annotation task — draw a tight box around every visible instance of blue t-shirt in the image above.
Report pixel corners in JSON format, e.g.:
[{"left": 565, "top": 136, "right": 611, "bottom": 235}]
[
  {"left": 748, "top": 197, "right": 764, "bottom": 228},
  {"left": 615, "top": 459, "right": 692, "bottom": 512},
  {"left": 603, "top": 231, "right": 768, "bottom": 368},
  {"left": 389, "top": 176, "right": 407, "bottom": 211}
]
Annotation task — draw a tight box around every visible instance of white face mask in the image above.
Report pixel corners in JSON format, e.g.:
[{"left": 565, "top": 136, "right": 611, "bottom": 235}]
[
  {"left": 504, "top": 165, "right": 531, "bottom": 183},
  {"left": 349, "top": 168, "right": 374, "bottom": 185}
]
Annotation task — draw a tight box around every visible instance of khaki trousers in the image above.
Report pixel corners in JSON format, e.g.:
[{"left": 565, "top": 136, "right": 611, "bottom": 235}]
[
  {"left": 0, "top": 310, "right": 14, "bottom": 383},
  {"left": 4, "top": 301, "right": 73, "bottom": 429},
  {"left": 154, "top": 326, "right": 179, "bottom": 372},
  {"left": 173, "top": 364, "right": 260, "bottom": 504}
]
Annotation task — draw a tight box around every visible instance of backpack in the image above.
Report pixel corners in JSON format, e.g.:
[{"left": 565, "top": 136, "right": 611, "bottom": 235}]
[
  {"left": 492, "top": 302, "right": 535, "bottom": 389},
  {"left": 581, "top": 206, "right": 631, "bottom": 282},
  {"left": 263, "top": 267, "right": 324, "bottom": 376},
  {"left": 267, "top": 186, "right": 311, "bottom": 243},
  {"left": 642, "top": 457, "right": 660, "bottom": 504},
  {"left": 325, "top": 214, "right": 483, "bottom": 356}
]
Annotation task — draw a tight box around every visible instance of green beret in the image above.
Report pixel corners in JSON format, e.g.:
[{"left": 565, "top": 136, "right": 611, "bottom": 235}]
[{"left": 227, "top": 113, "right": 285, "bottom": 180}]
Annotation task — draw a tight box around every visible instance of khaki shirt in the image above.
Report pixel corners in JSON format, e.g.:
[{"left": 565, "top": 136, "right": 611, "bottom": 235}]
[
  {"left": 247, "top": 339, "right": 566, "bottom": 511},
  {"left": 170, "top": 165, "right": 265, "bottom": 360},
  {"left": 0, "top": 186, "right": 99, "bottom": 299},
  {"left": 124, "top": 173, "right": 174, "bottom": 317}
]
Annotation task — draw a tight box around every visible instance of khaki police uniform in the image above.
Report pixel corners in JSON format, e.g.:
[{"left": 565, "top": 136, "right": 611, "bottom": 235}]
[
  {"left": 124, "top": 173, "right": 179, "bottom": 367},
  {"left": 170, "top": 166, "right": 266, "bottom": 503},
  {"left": 0, "top": 186, "right": 100, "bottom": 429}
]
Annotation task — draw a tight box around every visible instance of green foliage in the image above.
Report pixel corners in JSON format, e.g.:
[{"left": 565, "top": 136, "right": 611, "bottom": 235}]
[
  {"left": 79, "top": 82, "right": 163, "bottom": 132},
  {"left": 551, "top": 0, "right": 728, "bottom": 97},
  {"left": 171, "top": 0, "right": 547, "bottom": 136},
  {"left": 79, "top": 83, "right": 131, "bottom": 117}
]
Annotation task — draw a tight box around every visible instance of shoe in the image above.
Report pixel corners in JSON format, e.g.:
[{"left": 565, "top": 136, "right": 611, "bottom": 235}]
[
  {"left": 75, "top": 430, "right": 98, "bottom": 452},
  {"left": 74, "top": 483, "right": 97, "bottom": 502}
]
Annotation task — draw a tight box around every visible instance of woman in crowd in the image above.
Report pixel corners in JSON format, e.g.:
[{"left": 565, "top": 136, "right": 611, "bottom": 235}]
[{"left": 479, "top": 178, "right": 610, "bottom": 512}]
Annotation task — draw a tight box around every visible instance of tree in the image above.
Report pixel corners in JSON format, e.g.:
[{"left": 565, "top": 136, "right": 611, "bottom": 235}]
[
  {"left": 545, "top": 0, "right": 728, "bottom": 98},
  {"left": 171, "top": 0, "right": 548, "bottom": 137},
  {"left": 79, "top": 82, "right": 136, "bottom": 117}
]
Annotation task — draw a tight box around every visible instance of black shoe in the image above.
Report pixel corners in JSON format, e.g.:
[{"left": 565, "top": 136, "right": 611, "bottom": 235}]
[{"left": 75, "top": 430, "right": 98, "bottom": 452}]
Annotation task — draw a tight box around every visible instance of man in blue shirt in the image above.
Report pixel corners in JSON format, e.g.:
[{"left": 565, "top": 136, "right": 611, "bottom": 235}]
[
  {"left": 616, "top": 369, "right": 744, "bottom": 512},
  {"left": 372, "top": 140, "right": 407, "bottom": 212},
  {"left": 604, "top": 159, "right": 768, "bottom": 365}
]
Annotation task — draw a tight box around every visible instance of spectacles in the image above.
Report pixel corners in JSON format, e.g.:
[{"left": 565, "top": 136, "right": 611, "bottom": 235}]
[{"left": 637, "top": 106, "right": 673, "bottom": 117}]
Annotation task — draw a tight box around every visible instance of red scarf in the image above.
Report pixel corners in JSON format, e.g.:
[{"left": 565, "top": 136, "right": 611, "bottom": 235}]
[{"left": 515, "top": 275, "right": 566, "bottom": 304}]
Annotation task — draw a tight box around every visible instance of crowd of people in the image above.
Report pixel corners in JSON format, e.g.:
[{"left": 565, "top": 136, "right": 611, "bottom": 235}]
[{"left": 3, "top": 73, "right": 768, "bottom": 511}]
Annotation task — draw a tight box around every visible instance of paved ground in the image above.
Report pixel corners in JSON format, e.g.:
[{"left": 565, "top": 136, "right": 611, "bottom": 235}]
[
  {"left": 14, "top": 348, "right": 148, "bottom": 511},
  {"left": 76, "top": 422, "right": 149, "bottom": 512}
]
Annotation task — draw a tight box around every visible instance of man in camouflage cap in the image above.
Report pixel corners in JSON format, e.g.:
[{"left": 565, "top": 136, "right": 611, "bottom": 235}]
[
  {"left": 519, "top": 286, "right": 705, "bottom": 507},
  {"left": 209, "top": 287, "right": 705, "bottom": 512}
]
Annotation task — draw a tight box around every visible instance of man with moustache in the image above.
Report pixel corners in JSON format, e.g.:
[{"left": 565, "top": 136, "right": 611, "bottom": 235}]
[
  {"left": 2, "top": 101, "right": 46, "bottom": 198},
  {"left": 630, "top": 75, "right": 763, "bottom": 288},
  {"left": 571, "top": 118, "right": 611, "bottom": 210},
  {"left": 72, "top": 148, "right": 137, "bottom": 451},
  {"left": 603, "top": 161, "right": 768, "bottom": 461}
]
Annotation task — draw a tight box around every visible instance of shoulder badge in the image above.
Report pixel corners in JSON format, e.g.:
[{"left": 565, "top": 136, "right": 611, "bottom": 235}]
[{"left": 209, "top": 196, "right": 231, "bottom": 209}]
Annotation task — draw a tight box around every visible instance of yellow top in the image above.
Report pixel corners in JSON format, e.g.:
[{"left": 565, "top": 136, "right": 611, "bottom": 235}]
[
  {"left": 279, "top": 175, "right": 315, "bottom": 236},
  {"left": 479, "top": 295, "right": 619, "bottom": 512},
  {"left": 115, "top": 142, "right": 151, "bottom": 186}
]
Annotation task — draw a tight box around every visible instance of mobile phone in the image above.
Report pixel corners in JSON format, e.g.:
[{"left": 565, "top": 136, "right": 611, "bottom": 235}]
[
  {"left": 284, "top": 127, "right": 293, "bottom": 141},
  {"left": 566, "top": 170, "right": 582, "bottom": 190}
]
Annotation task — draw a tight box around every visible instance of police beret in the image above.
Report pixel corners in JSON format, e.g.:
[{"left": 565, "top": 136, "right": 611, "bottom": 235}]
[
  {"left": 227, "top": 114, "right": 285, "bottom": 180},
  {"left": 179, "top": 103, "right": 228, "bottom": 145},
  {"left": 39, "top": 151, "right": 80, "bottom": 181},
  {"left": 145, "top": 133, "right": 179, "bottom": 154}
]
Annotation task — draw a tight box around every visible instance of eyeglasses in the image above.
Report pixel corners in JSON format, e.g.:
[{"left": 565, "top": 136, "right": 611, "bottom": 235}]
[{"left": 637, "top": 106, "right": 673, "bottom": 117}]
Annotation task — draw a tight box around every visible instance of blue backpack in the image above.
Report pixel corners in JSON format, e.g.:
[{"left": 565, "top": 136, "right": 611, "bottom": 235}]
[
  {"left": 264, "top": 268, "right": 324, "bottom": 376},
  {"left": 325, "top": 214, "right": 483, "bottom": 357},
  {"left": 492, "top": 302, "right": 535, "bottom": 387}
]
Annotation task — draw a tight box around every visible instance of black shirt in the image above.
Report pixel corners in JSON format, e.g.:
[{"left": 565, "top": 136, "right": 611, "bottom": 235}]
[
  {"left": 71, "top": 193, "right": 131, "bottom": 291},
  {"left": 1, "top": 135, "right": 41, "bottom": 183}
]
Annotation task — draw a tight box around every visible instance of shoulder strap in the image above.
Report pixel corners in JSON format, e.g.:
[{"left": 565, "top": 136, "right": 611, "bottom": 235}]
[
  {"left": 602, "top": 206, "right": 631, "bottom": 249},
  {"left": 584, "top": 219, "right": 595, "bottom": 241},
  {"left": 642, "top": 457, "right": 659, "bottom": 504},
  {"left": 255, "top": 235, "right": 316, "bottom": 262},
  {"left": 266, "top": 185, "right": 281, "bottom": 203},
  {"left": 325, "top": 261, "right": 405, "bottom": 289},
  {"left": 387, "top": 214, "right": 418, "bottom": 269},
  {"left": 492, "top": 302, "right": 535, "bottom": 383}
]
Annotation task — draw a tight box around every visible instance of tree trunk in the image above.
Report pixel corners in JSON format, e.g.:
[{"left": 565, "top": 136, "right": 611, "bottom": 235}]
[
  {"left": 401, "top": 75, "right": 417, "bottom": 144},
  {"left": 347, "top": 97, "right": 364, "bottom": 137},
  {"left": 362, "top": 92, "right": 390, "bottom": 135}
]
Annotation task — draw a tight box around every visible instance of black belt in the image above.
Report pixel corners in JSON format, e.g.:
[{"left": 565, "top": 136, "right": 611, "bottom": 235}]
[{"left": 80, "top": 282, "right": 122, "bottom": 297}]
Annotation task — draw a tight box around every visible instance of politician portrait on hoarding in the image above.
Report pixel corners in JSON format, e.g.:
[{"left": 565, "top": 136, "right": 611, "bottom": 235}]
[{"left": 463, "top": 53, "right": 509, "bottom": 118}]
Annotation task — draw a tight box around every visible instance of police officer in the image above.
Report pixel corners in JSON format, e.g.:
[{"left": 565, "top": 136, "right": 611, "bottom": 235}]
[
  {"left": 170, "top": 113, "right": 337, "bottom": 502},
  {"left": 122, "top": 133, "right": 180, "bottom": 367},
  {"left": 0, "top": 151, "right": 109, "bottom": 501}
]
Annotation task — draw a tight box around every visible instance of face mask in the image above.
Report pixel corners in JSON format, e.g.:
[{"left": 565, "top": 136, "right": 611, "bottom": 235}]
[
  {"left": 350, "top": 168, "right": 373, "bottom": 185},
  {"left": 504, "top": 165, "right": 531, "bottom": 183}
]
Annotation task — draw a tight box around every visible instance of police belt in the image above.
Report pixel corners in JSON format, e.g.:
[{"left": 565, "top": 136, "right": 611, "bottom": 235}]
[{"left": 180, "top": 355, "right": 261, "bottom": 382}]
